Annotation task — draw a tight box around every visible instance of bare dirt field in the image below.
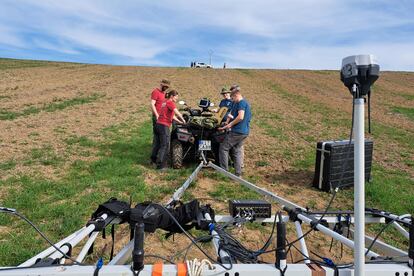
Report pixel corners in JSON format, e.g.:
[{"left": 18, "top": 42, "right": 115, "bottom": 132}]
[{"left": 0, "top": 59, "right": 413, "bottom": 266}]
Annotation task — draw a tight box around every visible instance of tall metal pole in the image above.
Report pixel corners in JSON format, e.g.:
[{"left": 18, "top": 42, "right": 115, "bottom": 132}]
[
  {"left": 209, "top": 50, "right": 213, "bottom": 66},
  {"left": 354, "top": 96, "right": 365, "bottom": 276}
]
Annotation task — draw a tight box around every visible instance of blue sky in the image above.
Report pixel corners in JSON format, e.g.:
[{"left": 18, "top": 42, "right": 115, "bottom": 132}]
[{"left": 1, "top": 0, "right": 414, "bottom": 70}]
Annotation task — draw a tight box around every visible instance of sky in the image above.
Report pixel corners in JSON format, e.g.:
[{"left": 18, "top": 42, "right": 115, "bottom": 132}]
[{"left": 1, "top": 0, "right": 414, "bottom": 70}]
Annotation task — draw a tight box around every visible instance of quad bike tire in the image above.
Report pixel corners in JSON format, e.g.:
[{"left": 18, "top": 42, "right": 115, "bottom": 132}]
[{"left": 171, "top": 139, "right": 183, "bottom": 169}]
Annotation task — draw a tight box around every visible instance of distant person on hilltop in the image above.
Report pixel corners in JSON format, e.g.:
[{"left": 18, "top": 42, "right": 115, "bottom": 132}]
[
  {"left": 150, "top": 79, "right": 170, "bottom": 165},
  {"left": 218, "top": 85, "right": 251, "bottom": 177},
  {"left": 223, "top": 62, "right": 226, "bottom": 69},
  {"left": 153, "top": 90, "right": 186, "bottom": 170}
]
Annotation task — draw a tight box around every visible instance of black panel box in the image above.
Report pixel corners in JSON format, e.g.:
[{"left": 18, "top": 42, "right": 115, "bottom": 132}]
[
  {"left": 229, "top": 199, "right": 271, "bottom": 218},
  {"left": 313, "top": 139, "right": 373, "bottom": 192}
]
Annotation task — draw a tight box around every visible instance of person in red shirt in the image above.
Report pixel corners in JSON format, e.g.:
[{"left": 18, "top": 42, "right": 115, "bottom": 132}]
[
  {"left": 154, "top": 90, "right": 186, "bottom": 170},
  {"left": 150, "top": 79, "right": 170, "bottom": 164}
]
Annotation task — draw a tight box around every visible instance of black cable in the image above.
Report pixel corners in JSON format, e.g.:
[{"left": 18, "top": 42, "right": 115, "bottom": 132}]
[
  {"left": 145, "top": 254, "right": 175, "bottom": 264},
  {"left": 170, "top": 235, "right": 213, "bottom": 262},
  {"left": 212, "top": 211, "right": 278, "bottom": 263},
  {"left": 284, "top": 188, "right": 338, "bottom": 255},
  {"left": 336, "top": 95, "right": 355, "bottom": 190},
  {"left": 257, "top": 211, "right": 278, "bottom": 253},
  {"left": 216, "top": 227, "right": 257, "bottom": 263},
  {"left": 278, "top": 88, "right": 356, "bottom": 257},
  {"left": 365, "top": 216, "right": 399, "bottom": 256},
  {"left": 0, "top": 207, "right": 85, "bottom": 266},
  {"left": 368, "top": 90, "right": 371, "bottom": 134},
  {"left": 151, "top": 203, "right": 233, "bottom": 270}
]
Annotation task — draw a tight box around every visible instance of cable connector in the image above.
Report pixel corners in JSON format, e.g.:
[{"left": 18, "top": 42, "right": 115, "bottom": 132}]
[
  {"left": 283, "top": 206, "right": 302, "bottom": 223},
  {"left": 96, "top": 257, "right": 103, "bottom": 268},
  {"left": 208, "top": 223, "right": 215, "bottom": 233},
  {"left": 310, "top": 218, "right": 329, "bottom": 230},
  {"left": 322, "top": 257, "right": 335, "bottom": 267},
  {"left": 93, "top": 257, "right": 103, "bottom": 276}
]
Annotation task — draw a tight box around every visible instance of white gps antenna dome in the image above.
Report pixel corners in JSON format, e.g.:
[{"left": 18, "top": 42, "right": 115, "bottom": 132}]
[{"left": 340, "top": 54, "right": 380, "bottom": 97}]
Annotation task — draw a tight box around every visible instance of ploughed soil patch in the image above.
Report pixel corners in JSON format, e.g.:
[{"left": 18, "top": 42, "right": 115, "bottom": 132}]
[{"left": 0, "top": 60, "right": 412, "bottom": 266}]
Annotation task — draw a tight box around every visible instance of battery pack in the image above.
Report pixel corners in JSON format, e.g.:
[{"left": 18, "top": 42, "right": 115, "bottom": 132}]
[{"left": 312, "top": 139, "right": 373, "bottom": 192}]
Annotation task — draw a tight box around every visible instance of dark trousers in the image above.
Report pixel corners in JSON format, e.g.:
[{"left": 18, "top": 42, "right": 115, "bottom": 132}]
[
  {"left": 150, "top": 115, "right": 157, "bottom": 162},
  {"left": 154, "top": 123, "right": 170, "bottom": 168}
]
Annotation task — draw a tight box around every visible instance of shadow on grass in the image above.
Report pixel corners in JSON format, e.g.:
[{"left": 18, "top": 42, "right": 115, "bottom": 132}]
[{"left": 264, "top": 169, "right": 314, "bottom": 188}]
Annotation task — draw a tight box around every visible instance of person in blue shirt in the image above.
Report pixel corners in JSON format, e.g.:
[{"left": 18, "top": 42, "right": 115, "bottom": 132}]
[
  {"left": 218, "top": 85, "right": 251, "bottom": 177},
  {"left": 219, "top": 87, "right": 233, "bottom": 123}
]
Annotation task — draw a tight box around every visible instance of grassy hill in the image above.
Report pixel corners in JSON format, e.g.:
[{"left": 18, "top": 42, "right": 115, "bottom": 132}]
[{"left": 0, "top": 58, "right": 413, "bottom": 266}]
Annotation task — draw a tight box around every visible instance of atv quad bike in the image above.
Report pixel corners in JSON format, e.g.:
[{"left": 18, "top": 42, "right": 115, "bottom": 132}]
[{"left": 170, "top": 98, "right": 228, "bottom": 169}]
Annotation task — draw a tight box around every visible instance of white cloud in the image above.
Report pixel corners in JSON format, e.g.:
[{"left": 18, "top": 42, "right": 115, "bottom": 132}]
[
  {"left": 0, "top": 26, "right": 25, "bottom": 48},
  {"left": 59, "top": 27, "right": 168, "bottom": 61},
  {"left": 0, "top": 0, "right": 413, "bottom": 69},
  {"left": 32, "top": 38, "right": 80, "bottom": 55},
  {"left": 219, "top": 42, "right": 414, "bottom": 71}
]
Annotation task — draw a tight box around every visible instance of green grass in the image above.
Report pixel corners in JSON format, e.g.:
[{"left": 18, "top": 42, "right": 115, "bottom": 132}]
[
  {"left": 373, "top": 122, "right": 414, "bottom": 150},
  {"left": 236, "top": 68, "right": 254, "bottom": 76},
  {"left": 266, "top": 79, "right": 414, "bottom": 224},
  {"left": 208, "top": 182, "right": 262, "bottom": 201},
  {"left": 261, "top": 122, "right": 287, "bottom": 140},
  {"left": 64, "top": 135, "right": 97, "bottom": 147},
  {"left": 399, "top": 94, "right": 414, "bottom": 101},
  {"left": 0, "top": 58, "right": 55, "bottom": 70},
  {"left": 292, "top": 148, "right": 315, "bottom": 170},
  {"left": 0, "top": 118, "right": 204, "bottom": 265},
  {"left": 366, "top": 165, "right": 414, "bottom": 214},
  {"left": 0, "top": 119, "right": 173, "bottom": 266},
  {"left": 25, "top": 145, "right": 64, "bottom": 167},
  {"left": 0, "top": 160, "right": 16, "bottom": 171},
  {"left": 392, "top": 106, "right": 414, "bottom": 121},
  {"left": 0, "top": 93, "right": 104, "bottom": 120},
  {"left": 267, "top": 81, "right": 349, "bottom": 127},
  {"left": 255, "top": 161, "right": 269, "bottom": 167}
]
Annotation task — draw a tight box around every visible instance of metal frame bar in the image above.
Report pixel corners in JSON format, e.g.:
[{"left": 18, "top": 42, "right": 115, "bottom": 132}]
[
  {"left": 166, "top": 161, "right": 204, "bottom": 206},
  {"left": 48, "top": 214, "right": 108, "bottom": 260},
  {"left": 294, "top": 221, "right": 310, "bottom": 264},
  {"left": 4, "top": 156, "right": 411, "bottom": 275},
  {"left": 76, "top": 231, "right": 100, "bottom": 263},
  {"left": 18, "top": 228, "right": 84, "bottom": 267},
  {"left": 108, "top": 240, "right": 133, "bottom": 265},
  {"left": 296, "top": 213, "right": 379, "bottom": 259},
  {"left": 392, "top": 222, "right": 410, "bottom": 239},
  {"left": 1, "top": 263, "right": 412, "bottom": 276},
  {"left": 347, "top": 228, "right": 408, "bottom": 258},
  {"left": 208, "top": 162, "right": 304, "bottom": 210}
]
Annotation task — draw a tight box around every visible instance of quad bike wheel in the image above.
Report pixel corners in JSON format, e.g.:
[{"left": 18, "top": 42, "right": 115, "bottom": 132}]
[{"left": 171, "top": 139, "right": 183, "bottom": 169}]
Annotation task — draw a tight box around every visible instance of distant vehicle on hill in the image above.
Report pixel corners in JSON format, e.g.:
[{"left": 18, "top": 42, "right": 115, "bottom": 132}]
[{"left": 194, "top": 62, "right": 212, "bottom": 68}]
